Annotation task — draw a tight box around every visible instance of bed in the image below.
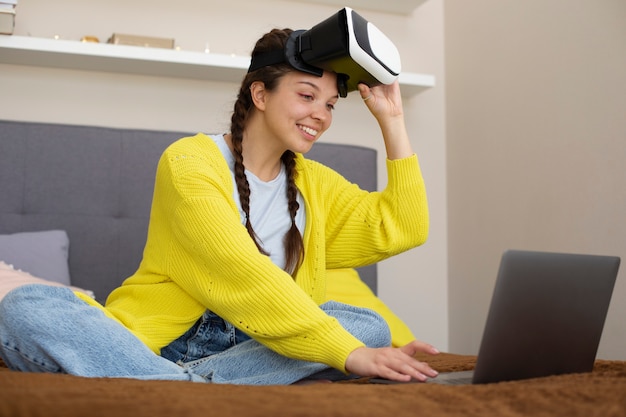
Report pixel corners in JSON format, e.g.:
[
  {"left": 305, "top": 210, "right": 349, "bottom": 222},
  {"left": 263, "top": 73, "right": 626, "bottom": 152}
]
[
  {"left": 1, "top": 353, "right": 625, "bottom": 417},
  {"left": 1, "top": 120, "right": 625, "bottom": 417}
]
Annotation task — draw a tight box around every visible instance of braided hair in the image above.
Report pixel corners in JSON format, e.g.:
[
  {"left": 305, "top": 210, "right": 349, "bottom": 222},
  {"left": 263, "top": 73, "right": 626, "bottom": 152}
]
[{"left": 230, "top": 28, "right": 304, "bottom": 276}]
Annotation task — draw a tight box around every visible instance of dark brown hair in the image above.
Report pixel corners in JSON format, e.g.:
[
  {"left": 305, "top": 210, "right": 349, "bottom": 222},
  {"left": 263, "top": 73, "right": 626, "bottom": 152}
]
[{"left": 230, "top": 28, "right": 304, "bottom": 276}]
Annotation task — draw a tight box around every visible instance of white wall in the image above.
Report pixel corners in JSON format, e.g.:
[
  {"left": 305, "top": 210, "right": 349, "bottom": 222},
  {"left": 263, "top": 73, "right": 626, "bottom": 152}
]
[
  {"left": 0, "top": 0, "right": 449, "bottom": 350},
  {"left": 445, "top": 0, "right": 626, "bottom": 360}
]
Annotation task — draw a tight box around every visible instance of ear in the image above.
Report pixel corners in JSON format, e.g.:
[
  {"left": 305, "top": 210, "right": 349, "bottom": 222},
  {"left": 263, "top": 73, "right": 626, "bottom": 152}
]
[{"left": 250, "top": 81, "right": 267, "bottom": 111}]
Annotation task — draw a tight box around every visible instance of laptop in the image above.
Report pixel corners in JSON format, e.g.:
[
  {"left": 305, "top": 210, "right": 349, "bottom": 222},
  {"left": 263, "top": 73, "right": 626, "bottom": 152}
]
[{"left": 373, "top": 249, "right": 620, "bottom": 385}]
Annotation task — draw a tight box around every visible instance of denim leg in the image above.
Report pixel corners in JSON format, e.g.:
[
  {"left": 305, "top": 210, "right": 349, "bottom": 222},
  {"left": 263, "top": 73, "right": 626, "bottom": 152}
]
[
  {"left": 0, "top": 284, "right": 204, "bottom": 382},
  {"left": 182, "top": 300, "right": 391, "bottom": 385}
]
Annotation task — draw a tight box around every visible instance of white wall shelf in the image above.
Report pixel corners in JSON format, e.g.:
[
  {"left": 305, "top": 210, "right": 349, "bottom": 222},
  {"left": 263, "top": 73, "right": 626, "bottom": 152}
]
[{"left": 0, "top": 35, "right": 435, "bottom": 96}]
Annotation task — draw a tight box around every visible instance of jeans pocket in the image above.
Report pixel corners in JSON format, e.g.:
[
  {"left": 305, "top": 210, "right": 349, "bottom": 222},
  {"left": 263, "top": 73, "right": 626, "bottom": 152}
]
[{"left": 161, "top": 310, "right": 249, "bottom": 363}]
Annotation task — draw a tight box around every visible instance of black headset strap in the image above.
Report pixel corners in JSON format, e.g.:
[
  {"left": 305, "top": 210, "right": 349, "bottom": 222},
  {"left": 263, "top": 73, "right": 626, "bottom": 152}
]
[
  {"left": 247, "top": 49, "right": 285, "bottom": 73},
  {"left": 247, "top": 30, "right": 323, "bottom": 77}
]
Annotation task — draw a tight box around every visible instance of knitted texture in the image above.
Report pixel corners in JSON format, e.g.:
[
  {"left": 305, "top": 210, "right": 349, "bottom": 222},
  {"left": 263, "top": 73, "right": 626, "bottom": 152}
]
[{"left": 104, "top": 133, "right": 429, "bottom": 371}]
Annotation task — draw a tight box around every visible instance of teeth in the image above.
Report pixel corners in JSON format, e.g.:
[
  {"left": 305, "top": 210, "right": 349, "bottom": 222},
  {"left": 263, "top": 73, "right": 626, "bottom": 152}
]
[{"left": 299, "top": 125, "right": 318, "bottom": 136}]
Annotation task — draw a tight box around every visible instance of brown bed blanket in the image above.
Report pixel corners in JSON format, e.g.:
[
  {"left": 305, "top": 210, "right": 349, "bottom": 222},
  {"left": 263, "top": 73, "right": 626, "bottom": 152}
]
[{"left": 1, "top": 353, "right": 625, "bottom": 417}]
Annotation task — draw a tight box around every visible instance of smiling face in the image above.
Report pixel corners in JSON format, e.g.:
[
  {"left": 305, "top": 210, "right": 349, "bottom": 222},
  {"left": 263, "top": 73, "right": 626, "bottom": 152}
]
[{"left": 250, "top": 70, "right": 339, "bottom": 155}]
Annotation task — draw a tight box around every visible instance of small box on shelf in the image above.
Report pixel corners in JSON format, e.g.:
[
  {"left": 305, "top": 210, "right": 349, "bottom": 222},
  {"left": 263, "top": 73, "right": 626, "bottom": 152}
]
[
  {"left": 0, "top": 9, "right": 15, "bottom": 35},
  {"left": 107, "top": 33, "right": 175, "bottom": 49},
  {"left": 0, "top": 0, "right": 17, "bottom": 35}
]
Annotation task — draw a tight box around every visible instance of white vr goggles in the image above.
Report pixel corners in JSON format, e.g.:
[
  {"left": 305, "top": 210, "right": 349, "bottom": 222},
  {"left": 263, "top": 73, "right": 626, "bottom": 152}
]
[{"left": 248, "top": 7, "right": 402, "bottom": 97}]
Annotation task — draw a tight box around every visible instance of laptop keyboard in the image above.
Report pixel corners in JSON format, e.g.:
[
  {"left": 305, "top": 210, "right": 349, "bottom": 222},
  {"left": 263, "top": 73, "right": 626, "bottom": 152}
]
[
  {"left": 368, "top": 370, "right": 475, "bottom": 385},
  {"left": 426, "top": 370, "right": 475, "bottom": 385}
]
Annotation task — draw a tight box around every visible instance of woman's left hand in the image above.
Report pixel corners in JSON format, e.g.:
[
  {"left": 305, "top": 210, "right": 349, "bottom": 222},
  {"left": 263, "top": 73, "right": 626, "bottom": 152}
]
[
  {"left": 358, "top": 80, "right": 404, "bottom": 122},
  {"left": 358, "top": 81, "right": 413, "bottom": 160},
  {"left": 344, "top": 339, "right": 440, "bottom": 382}
]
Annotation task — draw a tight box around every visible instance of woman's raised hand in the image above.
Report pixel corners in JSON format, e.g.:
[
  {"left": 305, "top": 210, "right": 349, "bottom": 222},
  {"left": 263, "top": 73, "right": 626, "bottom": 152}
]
[{"left": 358, "top": 81, "right": 413, "bottom": 160}]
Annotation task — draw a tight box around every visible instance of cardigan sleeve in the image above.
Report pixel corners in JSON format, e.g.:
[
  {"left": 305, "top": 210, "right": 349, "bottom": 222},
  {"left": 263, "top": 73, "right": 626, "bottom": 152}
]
[
  {"left": 309, "top": 154, "right": 429, "bottom": 269},
  {"left": 160, "top": 138, "right": 364, "bottom": 372}
]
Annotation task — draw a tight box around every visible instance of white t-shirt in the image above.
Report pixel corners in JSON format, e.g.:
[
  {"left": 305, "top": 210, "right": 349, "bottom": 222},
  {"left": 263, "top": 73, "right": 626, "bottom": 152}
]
[{"left": 211, "top": 134, "right": 306, "bottom": 271}]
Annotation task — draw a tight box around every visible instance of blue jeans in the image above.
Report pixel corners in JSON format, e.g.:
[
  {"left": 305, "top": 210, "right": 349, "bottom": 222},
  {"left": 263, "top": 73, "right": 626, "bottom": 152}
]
[{"left": 0, "top": 284, "right": 391, "bottom": 385}]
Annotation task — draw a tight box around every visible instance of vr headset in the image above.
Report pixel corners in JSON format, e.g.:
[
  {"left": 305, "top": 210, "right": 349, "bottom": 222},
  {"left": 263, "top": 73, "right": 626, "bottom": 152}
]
[{"left": 248, "top": 7, "right": 401, "bottom": 97}]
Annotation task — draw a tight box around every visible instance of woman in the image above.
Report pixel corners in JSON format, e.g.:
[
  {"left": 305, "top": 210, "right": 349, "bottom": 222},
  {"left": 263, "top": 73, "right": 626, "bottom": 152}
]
[{"left": 0, "top": 29, "right": 438, "bottom": 385}]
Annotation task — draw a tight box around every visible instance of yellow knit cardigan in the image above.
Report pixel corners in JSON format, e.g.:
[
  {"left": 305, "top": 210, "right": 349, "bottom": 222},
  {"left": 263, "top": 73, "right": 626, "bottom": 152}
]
[{"left": 79, "top": 133, "right": 428, "bottom": 372}]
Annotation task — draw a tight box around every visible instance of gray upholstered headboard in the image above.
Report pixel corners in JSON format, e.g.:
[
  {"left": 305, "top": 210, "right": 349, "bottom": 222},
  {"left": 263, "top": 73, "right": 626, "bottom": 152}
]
[{"left": 0, "top": 120, "right": 377, "bottom": 302}]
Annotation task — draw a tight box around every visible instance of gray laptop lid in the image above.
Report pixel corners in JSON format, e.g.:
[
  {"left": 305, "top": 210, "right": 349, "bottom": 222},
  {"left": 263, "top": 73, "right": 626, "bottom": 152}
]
[{"left": 472, "top": 250, "right": 620, "bottom": 384}]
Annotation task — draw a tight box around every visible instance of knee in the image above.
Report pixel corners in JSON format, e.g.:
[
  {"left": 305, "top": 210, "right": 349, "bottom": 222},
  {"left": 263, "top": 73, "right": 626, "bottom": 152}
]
[
  {"left": 0, "top": 284, "right": 74, "bottom": 332},
  {"left": 321, "top": 301, "right": 392, "bottom": 348},
  {"left": 2, "top": 283, "right": 73, "bottom": 305},
  {"left": 355, "top": 307, "right": 392, "bottom": 348}
]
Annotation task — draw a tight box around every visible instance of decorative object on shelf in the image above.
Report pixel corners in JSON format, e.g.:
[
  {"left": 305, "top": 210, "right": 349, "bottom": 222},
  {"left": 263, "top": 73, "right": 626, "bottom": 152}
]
[
  {"left": 0, "top": 0, "right": 17, "bottom": 35},
  {"left": 80, "top": 36, "right": 100, "bottom": 43},
  {"left": 107, "top": 33, "right": 175, "bottom": 49}
]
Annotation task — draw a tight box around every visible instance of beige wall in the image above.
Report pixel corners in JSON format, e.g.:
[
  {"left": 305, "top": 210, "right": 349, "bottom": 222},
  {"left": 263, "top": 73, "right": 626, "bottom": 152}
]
[
  {"left": 0, "top": 1, "right": 450, "bottom": 349},
  {"left": 445, "top": 0, "right": 626, "bottom": 359}
]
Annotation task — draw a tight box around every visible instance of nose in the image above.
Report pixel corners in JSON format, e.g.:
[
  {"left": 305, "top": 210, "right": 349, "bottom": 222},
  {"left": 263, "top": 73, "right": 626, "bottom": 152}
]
[{"left": 311, "top": 102, "right": 331, "bottom": 125}]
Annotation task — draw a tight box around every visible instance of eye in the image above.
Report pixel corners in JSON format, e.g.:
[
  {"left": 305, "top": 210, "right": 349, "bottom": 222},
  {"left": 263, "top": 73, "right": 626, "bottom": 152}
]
[
  {"left": 300, "top": 94, "right": 314, "bottom": 101},
  {"left": 326, "top": 103, "right": 336, "bottom": 111}
]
